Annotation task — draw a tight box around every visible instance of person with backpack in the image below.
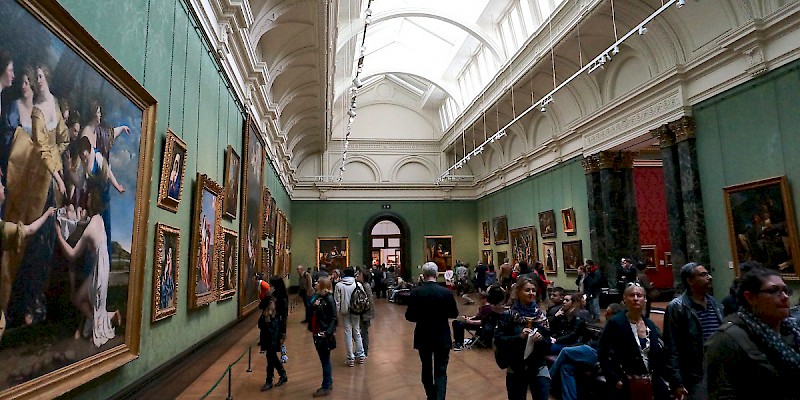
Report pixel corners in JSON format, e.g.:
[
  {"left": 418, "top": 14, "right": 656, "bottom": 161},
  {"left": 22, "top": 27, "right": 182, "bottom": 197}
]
[
  {"left": 356, "top": 267, "right": 375, "bottom": 357},
  {"left": 333, "top": 267, "right": 367, "bottom": 366}
]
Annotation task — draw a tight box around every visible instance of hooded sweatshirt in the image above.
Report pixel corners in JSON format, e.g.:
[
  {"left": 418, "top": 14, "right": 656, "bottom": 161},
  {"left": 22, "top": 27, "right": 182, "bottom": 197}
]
[{"left": 334, "top": 276, "right": 357, "bottom": 315}]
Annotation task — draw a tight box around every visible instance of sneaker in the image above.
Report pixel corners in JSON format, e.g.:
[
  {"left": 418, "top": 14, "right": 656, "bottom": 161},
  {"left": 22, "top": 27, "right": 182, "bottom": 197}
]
[
  {"left": 313, "top": 387, "right": 332, "bottom": 397},
  {"left": 357, "top": 356, "right": 366, "bottom": 364},
  {"left": 275, "top": 375, "right": 288, "bottom": 386},
  {"left": 347, "top": 359, "right": 355, "bottom": 367},
  {"left": 453, "top": 346, "right": 463, "bottom": 352}
]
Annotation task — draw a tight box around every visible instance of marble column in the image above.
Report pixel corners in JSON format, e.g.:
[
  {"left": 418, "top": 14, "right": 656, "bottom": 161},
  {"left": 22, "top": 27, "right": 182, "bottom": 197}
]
[
  {"left": 672, "top": 116, "right": 710, "bottom": 270},
  {"left": 652, "top": 125, "right": 688, "bottom": 291},
  {"left": 582, "top": 157, "right": 604, "bottom": 269}
]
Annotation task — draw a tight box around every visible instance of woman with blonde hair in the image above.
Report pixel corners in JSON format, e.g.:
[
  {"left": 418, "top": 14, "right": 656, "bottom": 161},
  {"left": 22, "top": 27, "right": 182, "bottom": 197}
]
[{"left": 308, "top": 276, "right": 337, "bottom": 397}]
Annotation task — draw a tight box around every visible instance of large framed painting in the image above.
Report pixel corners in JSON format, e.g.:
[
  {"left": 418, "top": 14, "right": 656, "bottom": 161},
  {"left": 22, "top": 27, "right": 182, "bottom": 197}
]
[
  {"left": 724, "top": 176, "right": 800, "bottom": 279},
  {"left": 238, "top": 115, "right": 265, "bottom": 316},
  {"left": 561, "top": 207, "right": 576, "bottom": 235},
  {"left": 425, "top": 236, "right": 453, "bottom": 272},
  {"left": 539, "top": 210, "right": 557, "bottom": 238},
  {"left": 0, "top": 1, "right": 157, "bottom": 397},
  {"left": 189, "top": 174, "right": 223, "bottom": 309},
  {"left": 641, "top": 245, "right": 657, "bottom": 269},
  {"left": 274, "top": 210, "right": 285, "bottom": 276},
  {"left": 562, "top": 240, "right": 583, "bottom": 273},
  {"left": 217, "top": 227, "right": 238, "bottom": 301},
  {"left": 481, "top": 249, "right": 493, "bottom": 266},
  {"left": 262, "top": 187, "right": 273, "bottom": 240},
  {"left": 510, "top": 226, "right": 537, "bottom": 266},
  {"left": 317, "top": 237, "right": 349, "bottom": 270},
  {"left": 493, "top": 215, "right": 509, "bottom": 245},
  {"left": 481, "top": 221, "right": 490, "bottom": 245},
  {"left": 543, "top": 242, "right": 558, "bottom": 274},
  {"left": 262, "top": 245, "right": 274, "bottom": 279},
  {"left": 268, "top": 196, "right": 277, "bottom": 239},
  {"left": 222, "top": 145, "right": 240, "bottom": 220},
  {"left": 157, "top": 130, "right": 187, "bottom": 213},
  {"left": 152, "top": 223, "right": 180, "bottom": 322}
]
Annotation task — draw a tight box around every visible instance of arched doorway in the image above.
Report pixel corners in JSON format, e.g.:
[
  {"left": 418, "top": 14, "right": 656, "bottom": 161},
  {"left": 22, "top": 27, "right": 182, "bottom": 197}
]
[{"left": 363, "top": 212, "right": 410, "bottom": 280}]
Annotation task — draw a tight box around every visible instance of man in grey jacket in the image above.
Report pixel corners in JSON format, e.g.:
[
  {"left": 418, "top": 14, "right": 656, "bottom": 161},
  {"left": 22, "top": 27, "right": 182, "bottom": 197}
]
[
  {"left": 663, "top": 262, "right": 723, "bottom": 400},
  {"left": 334, "top": 267, "right": 366, "bottom": 367}
]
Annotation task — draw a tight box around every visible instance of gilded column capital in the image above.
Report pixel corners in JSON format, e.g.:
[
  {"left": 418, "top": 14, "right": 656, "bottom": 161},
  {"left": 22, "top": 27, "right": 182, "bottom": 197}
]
[
  {"left": 651, "top": 125, "right": 675, "bottom": 148},
  {"left": 581, "top": 156, "right": 598, "bottom": 174},
  {"left": 669, "top": 116, "right": 696, "bottom": 143},
  {"left": 617, "top": 152, "right": 636, "bottom": 169},
  {"left": 596, "top": 151, "right": 618, "bottom": 170}
]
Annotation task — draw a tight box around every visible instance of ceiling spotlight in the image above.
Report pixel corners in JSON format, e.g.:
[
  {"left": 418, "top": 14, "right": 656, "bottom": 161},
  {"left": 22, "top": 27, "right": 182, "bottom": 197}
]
[
  {"left": 612, "top": 46, "right": 620, "bottom": 55},
  {"left": 489, "top": 136, "right": 495, "bottom": 143},
  {"left": 498, "top": 130, "right": 507, "bottom": 138},
  {"left": 351, "top": 99, "right": 357, "bottom": 108},
  {"left": 365, "top": 16, "right": 372, "bottom": 25},
  {"left": 353, "top": 76, "right": 363, "bottom": 88},
  {"left": 365, "top": 8, "right": 372, "bottom": 17},
  {"left": 541, "top": 105, "right": 547, "bottom": 113},
  {"left": 465, "top": 154, "right": 471, "bottom": 161},
  {"left": 348, "top": 116, "right": 355, "bottom": 124},
  {"left": 638, "top": 26, "right": 648, "bottom": 35},
  {"left": 455, "top": 162, "right": 463, "bottom": 169},
  {"left": 347, "top": 108, "right": 357, "bottom": 117},
  {"left": 360, "top": 45, "right": 367, "bottom": 57},
  {"left": 474, "top": 146, "right": 483, "bottom": 154},
  {"left": 676, "top": 0, "right": 685, "bottom": 7}
]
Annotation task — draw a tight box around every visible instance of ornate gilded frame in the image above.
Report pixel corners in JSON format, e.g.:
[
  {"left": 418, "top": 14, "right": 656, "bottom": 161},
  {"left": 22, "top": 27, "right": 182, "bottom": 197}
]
[
  {"left": 222, "top": 145, "right": 241, "bottom": 220},
  {"left": 157, "top": 129, "right": 187, "bottom": 213},
  {"left": 152, "top": 223, "right": 180, "bottom": 322},
  {"left": 561, "top": 207, "right": 576, "bottom": 235},
  {"left": 189, "top": 174, "right": 223, "bottom": 309},
  {"left": 539, "top": 210, "right": 557, "bottom": 239},
  {"left": 481, "top": 221, "right": 490, "bottom": 245},
  {"left": 316, "top": 237, "right": 350, "bottom": 270},
  {"left": 542, "top": 241, "right": 558, "bottom": 274},
  {"left": 238, "top": 115, "right": 265, "bottom": 317},
  {"left": 0, "top": 0, "right": 156, "bottom": 397},
  {"left": 493, "top": 215, "right": 509, "bottom": 244},
  {"left": 217, "top": 227, "right": 238, "bottom": 301},
  {"left": 424, "top": 235, "right": 454, "bottom": 272},
  {"left": 509, "top": 226, "right": 537, "bottom": 265},
  {"left": 262, "top": 187, "right": 273, "bottom": 240},
  {"left": 562, "top": 240, "right": 583, "bottom": 273}
]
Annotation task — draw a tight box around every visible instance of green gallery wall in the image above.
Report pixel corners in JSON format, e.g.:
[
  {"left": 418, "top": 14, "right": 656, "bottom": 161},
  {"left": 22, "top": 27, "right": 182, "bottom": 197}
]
[
  {"left": 57, "top": 0, "right": 289, "bottom": 398},
  {"left": 695, "top": 60, "right": 800, "bottom": 298}
]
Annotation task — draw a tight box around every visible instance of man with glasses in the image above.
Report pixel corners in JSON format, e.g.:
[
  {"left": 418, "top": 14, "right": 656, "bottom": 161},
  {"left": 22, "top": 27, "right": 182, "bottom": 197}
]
[{"left": 662, "top": 262, "right": 724, "bottom": 400}]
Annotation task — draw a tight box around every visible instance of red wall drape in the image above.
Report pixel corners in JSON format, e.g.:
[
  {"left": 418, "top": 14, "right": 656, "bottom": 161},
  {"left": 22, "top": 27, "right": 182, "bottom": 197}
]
[{"left": 634, "top": 166, "right": 673, "bottom": 289}]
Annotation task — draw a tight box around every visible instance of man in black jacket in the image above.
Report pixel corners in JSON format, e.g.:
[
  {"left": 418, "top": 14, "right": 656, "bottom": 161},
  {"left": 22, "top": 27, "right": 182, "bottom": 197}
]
[
  {"left": 663, "top": 262, "right": 723, "bottom": 400},
  {"left": 582, "top": 260, "right": 604, "bottom": 322},
  {"left": 405, "top": 262, "right": 459, "bottom": 400}
]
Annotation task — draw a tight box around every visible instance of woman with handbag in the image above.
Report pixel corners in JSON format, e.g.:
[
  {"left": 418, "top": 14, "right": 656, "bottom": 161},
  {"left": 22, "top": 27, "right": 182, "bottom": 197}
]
[
  {"left": 597, "top": 282, "right": 677, "bottom": 400},
  {"left": 494, "top": 278, "right": 552, "bottom": 400},
  {"left": 308, "top": 276, "right": 337, "bottom": 397}
]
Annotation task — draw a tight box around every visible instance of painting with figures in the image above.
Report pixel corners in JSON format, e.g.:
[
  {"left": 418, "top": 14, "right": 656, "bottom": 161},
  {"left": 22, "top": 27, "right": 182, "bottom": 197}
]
[
  {"left": 218, "top": 227, "right": 238, "bottom": 301},
  {"left": 0, "top": 0, "right": 156, "bottom": 397},
  {"left": 152, "top": 223, "right": 180, "bottom": 322},
  {"left": 189, "top": 174, "right": 222, "bottom": 309},
  {"left": 238, "top": 116, "right": 264, "bottom": 316},
  {"left": 510, "top": 226, "right": 536, "bottom": 266}
]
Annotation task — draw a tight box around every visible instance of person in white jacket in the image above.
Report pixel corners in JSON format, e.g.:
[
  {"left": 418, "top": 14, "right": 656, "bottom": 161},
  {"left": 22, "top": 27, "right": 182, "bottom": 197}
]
[{"left": 334, "top": 267, "right": 366, "bottom": 366}]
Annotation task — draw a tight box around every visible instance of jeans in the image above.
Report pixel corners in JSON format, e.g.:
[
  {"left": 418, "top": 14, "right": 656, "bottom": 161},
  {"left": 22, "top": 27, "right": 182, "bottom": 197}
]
[
  {"left": 506, "top": 370, "right": 550, "bottom": 400},
  {"left": 549, "top": 345, "right": 598, "bottom": 400},
  {"left": 588, "top": 296, "right": 600, "bottom": 321},
  {"left": 360, "top": 318, "right": 370, "bottom": 356},
  {"left": 341, "top": 313, "right": 365, "bottom": 360},
  {"left": 451, "top": 319, "right": 479, "bottom": 346},
  {"left": 315, "top": 342, "right": 333, "bottom": 389},
  {"left": 265, "top": 349, "right": 286, "bottom": 381},
  {"left": 418, "top": 348, "right": 449, "bottom": 400}
]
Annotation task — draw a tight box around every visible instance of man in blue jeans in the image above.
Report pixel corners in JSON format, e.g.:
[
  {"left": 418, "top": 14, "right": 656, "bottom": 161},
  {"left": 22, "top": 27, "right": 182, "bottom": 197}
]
[{"left": 406, "top": 262, "right": 459, "bottom": 400}]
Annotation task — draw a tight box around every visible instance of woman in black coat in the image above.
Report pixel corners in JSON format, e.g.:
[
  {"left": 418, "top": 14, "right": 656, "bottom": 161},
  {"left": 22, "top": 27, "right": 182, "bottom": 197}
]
[
  {"left": 597, "top": 283, "right": 676, "bottom": 400},
  {"left": 258, "top": 292, "right": 287, "bottom": 391},
  {"left": 307, "top": 276, "right": 337, "bottom": 397}
]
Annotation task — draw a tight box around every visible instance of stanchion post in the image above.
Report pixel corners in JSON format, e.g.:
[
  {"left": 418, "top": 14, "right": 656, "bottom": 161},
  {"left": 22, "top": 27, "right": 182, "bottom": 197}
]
[
  {"left": 246, "top": 345, "right": 252, "bottom": 372},
  {"left": 226, "top": 367, "right": 233, "bottom": 400}
]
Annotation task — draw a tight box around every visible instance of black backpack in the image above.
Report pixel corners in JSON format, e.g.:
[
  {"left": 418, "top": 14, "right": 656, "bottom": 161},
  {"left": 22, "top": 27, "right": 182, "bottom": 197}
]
[{"left": 349, "top": 283, "right": 371, "bottom": 315}]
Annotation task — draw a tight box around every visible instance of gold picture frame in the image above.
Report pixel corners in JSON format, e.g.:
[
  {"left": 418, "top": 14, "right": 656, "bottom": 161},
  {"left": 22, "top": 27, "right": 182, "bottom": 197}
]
[
  {"left": 724, "top": 176, "right": 800, "bottom": 280},
  {"left": 222, "top": 145, "right": 241, "bottom": 220},
  {"left": 238, "top": 115, "right": 265, "bottom": 317},
  {"left": 543, "top": 241, "right": 558, "bottom": 273},
  {"left": 0, "top": 1, "right": 156, "bottom": 397},
  {"left": 493, "top": 216, "right": 509, "bottom": 245},
  {"left": 561, "top": 207, "right": 576, "bottom": 235},
  {"left": 189, "top": 174, "right": 223, "bottom": 309},
  {"left": 157, "top": 129, "right": 187, "bottom": 213},
  {"left": 317, "top": 237, "right": 350, "bottom": 270},
  {"left": 152, "top": 223, "right": 180, "bottom": 322},
  {"left": 262, "top": 187, "right": 273, "bottom": 240},
  {"left": 509, "top": 226, "right": 537, "bottom": 265},
  {"left": 482, "top": 221, "right": 490, "bottom": 245},
  {"left": 218, "top": 227, "right": 238, "bottom": 301},
  {"left": 425, "top": 235, "right": 454, "bottom": 272}
]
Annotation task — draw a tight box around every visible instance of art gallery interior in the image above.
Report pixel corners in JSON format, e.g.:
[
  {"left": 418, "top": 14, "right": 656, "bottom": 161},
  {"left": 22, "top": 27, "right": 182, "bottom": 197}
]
[{"left": 1, "top": 0, "right": 799, "bottom": 398}]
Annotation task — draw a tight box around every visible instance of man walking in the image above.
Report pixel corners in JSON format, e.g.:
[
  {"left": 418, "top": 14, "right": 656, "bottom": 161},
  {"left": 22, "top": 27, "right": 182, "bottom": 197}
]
[
  {"left": 297, "top": 265, "right": 314, "bottom": 323},
  {"left": 334, "top": 267, "right": 366, "bottom": 367},
  {"left": 405, "top": 262, "right": 459, "bottom": 400},
  {"left": 663, "top": 262, "right": 723, "bottom": 400},
  {"left": 583, "top": 260, "right": 604, "bottom": 322}
]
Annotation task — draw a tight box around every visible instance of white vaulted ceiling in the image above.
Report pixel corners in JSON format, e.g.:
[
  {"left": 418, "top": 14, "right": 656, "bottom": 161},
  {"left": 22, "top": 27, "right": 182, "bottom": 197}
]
[{"left": 194, "top": 0, "right": 800, "bottom": 199}]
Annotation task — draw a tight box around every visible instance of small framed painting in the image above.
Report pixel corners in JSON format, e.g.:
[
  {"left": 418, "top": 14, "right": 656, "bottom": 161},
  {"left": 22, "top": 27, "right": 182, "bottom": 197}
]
[
  {"left": 189, "top": 174, "right": 223, "bottom": 309},
  {"left": 561, "top": 240, "right": 583, "bottom": 273},
  {"left": 157, "top": 129, "right": 188, "bottom": 213},
  {"left": 539, "top": 210, "right": 557, "bottom": 239},
  {"left": 152, "top": 223, "right": 180, "bottom": 322},
  {"left": 561, "top": 207, "right": 576, "bottom": 235},
  {"left": 482, "top": 221, "right": 490, "bottom": 245},
  {"left": 482, "top": 249, "right": 493, "bottom": 265},
  {"left": 493, "top": 216, "right": 509, "bottom": 245},
  {"left": 222, "top": 145, "right": 241, "bottom": 219},
  {"left": 642, "top": 245, "right": 657, "bottom": 269},
  {"left": 543, "top": 242, "right": 558, "bottom": 273},
  {"left": 425, "top": 236, "right": 454, "bottom": 272},
  {"left": 218, "top": 227, "right": 239, "bottom": 301}
]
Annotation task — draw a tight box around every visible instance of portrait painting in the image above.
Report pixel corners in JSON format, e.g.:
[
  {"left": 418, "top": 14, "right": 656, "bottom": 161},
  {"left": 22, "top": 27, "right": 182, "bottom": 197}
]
[
  {"left": 189, "top": 174, "right": 223, "bottom": 309},
  {"left": 261, "top": 187, "right": 273, "bottom": 240},
  {"left": 217, "top": 228, "right": 238, "bottom": 301},
  {"left": 509, "top": 226, "right": 537, "bottom": 265},
  {"left": 238, "top": 115, "right": 265, "bottom": 316},
  {"left": 157, "top": 130, "right": 187, "bottom": 213},
  {"left": 317, "top": 238, "right": 349, "bottom": 271},
  {"left": 152, "top": 224, "right": 180, "bottom": 322},
  {"left": 561, "top": 207, "right": 576, "bottom": 235},
  {"left": 425, "top": 236, "right": 453, "bottom": 272},
  {"left": 641, "top": 245, "right": 657, "bottom": 269},
  {"left": 481, "top": 249, "right": 493, "bottom": 266},
  {"left": 562, "top": 240, "right": 583, "bottom": 273},
  {"left": 539, "top": 210, "right": 557, "bottom": 238},
  {"left": 0, "top": 1, "right": 156, "bottom": 397},
  {"left": 542, "top": 242, "right": 558, "bottom": 273},
  {"left": 497, "top": 251, "right": 508, "bottom": 266},
  {"left": 724, "top": 176, "right": 800, "bottom": 279},
  {"left": 664, "top": 252, "right": 672, "bottom": 268},
  {"left": 481, "top": 221, "right": 490, "bottom": 245},
  {"left": 222, "top": 145, "right": 240, "bottom": 220},
  {"left": 493, "top": 215, "right": 509, "bottom": 245}
]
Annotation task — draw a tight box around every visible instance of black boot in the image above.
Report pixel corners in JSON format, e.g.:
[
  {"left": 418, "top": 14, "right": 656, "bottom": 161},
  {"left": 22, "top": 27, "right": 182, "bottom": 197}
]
[
  {"left": 275, "top": 374, "right": 288, "bottom": 386},
  {"left": 261, "top": 378, "right": 273, "bottom": 391}
]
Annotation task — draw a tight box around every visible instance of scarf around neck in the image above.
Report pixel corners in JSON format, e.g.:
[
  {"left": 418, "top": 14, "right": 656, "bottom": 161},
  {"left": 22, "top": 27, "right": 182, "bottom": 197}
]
[
  {"left": 737, "top": 308, "right": 800, "bottom": 377},
  {"left": 511, "top": 300, "right": 549, "bottom": 330}
]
